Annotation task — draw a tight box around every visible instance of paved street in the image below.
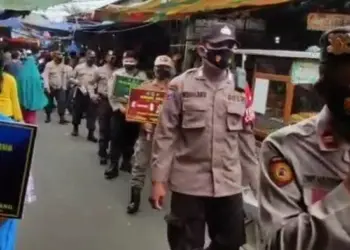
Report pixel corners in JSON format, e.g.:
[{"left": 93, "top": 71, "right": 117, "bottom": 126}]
[
  {"left": 16, "top": 113, "right": 257, "bottom": 250},
  {"left": 17, "top": 113, "right": 168, "bottom": 250}
]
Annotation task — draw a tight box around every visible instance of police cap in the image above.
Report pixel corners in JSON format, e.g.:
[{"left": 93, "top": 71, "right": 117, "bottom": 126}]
[
  {"left": 201, "top": 22, "right": 238, "bottom": 44},
  {"left": 319, "top": 26, "right": 350, "bottom": 63},
  {"left": 123, "top": 50, "right": 137, "bottom": 59},
  {"left": 154, "top": 55, "right": 174, "bottom": 68}
]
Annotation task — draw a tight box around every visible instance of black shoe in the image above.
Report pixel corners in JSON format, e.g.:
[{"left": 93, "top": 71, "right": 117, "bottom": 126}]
[
  {"left": 71, "top": 126, "right": 79, "bottom": 137},
  {"left": 104, "top": 165, "right": 119, "bottom": 180},
  {"left": 59, "top": 117, "right": 69, "bottom": 125},
  {"left": 87, "top": 131, "right": 98, "bottom": 143},
  {"left": 100, "top": 157, "right": 108, "bottom": 165},
  {"left": 127, "top": 187, "right": 141, "bottom": 214},
  {"left": 45, "top": 115, "right": 51, "bottom": 123},
  {"left": 120, "top": 161, "right": 132, "bottom": 173}
]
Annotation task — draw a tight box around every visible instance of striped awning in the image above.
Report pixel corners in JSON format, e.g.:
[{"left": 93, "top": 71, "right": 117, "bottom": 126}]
[
  {"left": 94, "top": 0, "right": 291, "bottom": 22},
  {"left": 0, "top": 0, "right": 71, "bottom": 11}
]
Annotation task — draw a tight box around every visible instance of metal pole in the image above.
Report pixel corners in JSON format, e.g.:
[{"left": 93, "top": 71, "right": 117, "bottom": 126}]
[{"left": 182, "top": 17, "right": 195, "bottom": 71}]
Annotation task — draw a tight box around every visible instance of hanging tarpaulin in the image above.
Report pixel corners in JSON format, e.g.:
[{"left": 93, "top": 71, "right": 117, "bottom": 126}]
[
  {"left": 0, "top": 0, "right": 71, "bottom": 11},
  {"left": 94, "top": 0, "right": 291, "bottom": 22}
]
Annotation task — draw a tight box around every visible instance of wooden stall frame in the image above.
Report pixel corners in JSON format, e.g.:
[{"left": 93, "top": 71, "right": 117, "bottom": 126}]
[{"left": 253, "top": 72, "right": 294, "bottom": 123}]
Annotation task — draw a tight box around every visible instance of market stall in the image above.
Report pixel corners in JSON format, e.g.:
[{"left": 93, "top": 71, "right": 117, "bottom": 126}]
[
  {"left": 94, "top": 0, "right": 291, "bottom": 22},
  {"left": 235, "top": 49, "right": 322, "bottom": 141}
]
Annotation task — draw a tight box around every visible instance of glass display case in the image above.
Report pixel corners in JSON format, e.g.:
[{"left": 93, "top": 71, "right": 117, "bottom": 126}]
[{"left": 235, "top": 49, "right": 322, "bottom": 141}]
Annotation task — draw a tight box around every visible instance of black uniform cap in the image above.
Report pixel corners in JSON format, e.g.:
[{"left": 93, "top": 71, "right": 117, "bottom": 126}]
[
  {"left": 319, "top": 26, "right": 350, "bottom": 63},
  {"left": 200, "top": 22, "right": 238, "bottom": 44},
  {"left": 123, "top": 50, "right": 137, "bottom": 59}
]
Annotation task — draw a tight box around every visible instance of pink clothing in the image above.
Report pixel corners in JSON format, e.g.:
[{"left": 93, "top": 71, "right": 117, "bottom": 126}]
[{"left": 21, "top": 109, "right": 37, "bottom": 124}]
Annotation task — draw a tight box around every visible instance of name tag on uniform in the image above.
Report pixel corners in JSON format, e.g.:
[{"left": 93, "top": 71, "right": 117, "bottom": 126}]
[
  {"left": 182, "top": 91, "right": 207, "bottom": 98},
  {"left": 228, "top": 93, "right": 245, "bottom": 102}
]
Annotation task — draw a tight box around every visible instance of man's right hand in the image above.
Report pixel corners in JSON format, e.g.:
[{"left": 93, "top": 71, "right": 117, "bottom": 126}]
[
  {"left": 150, "top": 182, "right": 167, "bottom": 210},
  {"left": 143, "top": 123, "right": 153, "bottom": 133},
  {"left": 119, "top": 106, "right": 126, "bottom": 114}
]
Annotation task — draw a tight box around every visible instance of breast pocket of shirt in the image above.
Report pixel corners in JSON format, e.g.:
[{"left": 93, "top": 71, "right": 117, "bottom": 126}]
[
  {"left": 181, "top": 99, "right": 207, "bottom": 129},
  {"left": 226, "top": 103, "right": 245, "bottom": 132}
]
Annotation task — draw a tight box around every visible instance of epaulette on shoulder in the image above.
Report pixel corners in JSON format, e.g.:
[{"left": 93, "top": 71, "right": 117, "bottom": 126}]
[
  {"left": 266, "top": 116, "right": 316, "bottom": 145},
  {"left": 184, "top": 67, "right": 198, "bottom": 74},
  {"left": 235, "top": 86, "right": 245, "bottom": 93}
]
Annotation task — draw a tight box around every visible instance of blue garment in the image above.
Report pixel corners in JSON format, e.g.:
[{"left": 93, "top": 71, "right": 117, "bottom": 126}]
[
  {"left": 0, "top": 114, "right": 17, "bottom": 250},
  {"left": 5, "top": 61, "right": 22, "bottom": 80},
  {"left": 16, "top": 56, "right": 47, "bottom": 111}
]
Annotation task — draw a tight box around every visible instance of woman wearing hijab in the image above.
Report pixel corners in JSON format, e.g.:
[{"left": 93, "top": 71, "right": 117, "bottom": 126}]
[{"left": 16, "top": 55, "right": 47, "bottom": 124}]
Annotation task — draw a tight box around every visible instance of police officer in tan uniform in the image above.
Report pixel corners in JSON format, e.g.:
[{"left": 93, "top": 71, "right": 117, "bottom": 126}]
[
  {"left": 104, "top": 51, "right": 147, "bottom": 179},
  {"left": 70, "top": 50, "right": 98, "bottom": 142},
  {"left": 127, "top": 55, "right": 174, "bottom": 214},
  {"left": 42, "top": 51, "right": 68, "bottom": 124},
  {"left": 150, "top": 23, "right": 258, "bottom": 250},
  {"left": 259, "top": 27, "right": 350, "bottom": 250},
  {"left": 91, "top": 51, "right": 117, "bottom": 165}
]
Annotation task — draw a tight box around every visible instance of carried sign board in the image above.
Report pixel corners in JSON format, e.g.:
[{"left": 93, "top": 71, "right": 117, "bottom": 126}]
[
  {"left": 114, "top": 75, "right": 144, "bottom": 103},
  {"left": 290, "top": 60, "right": 320, "bottom": 85},
  {"left": 126, "top": 88, "right": 166, "bottom": 124},
  {"left": 307, "top": 13, "right": 350, "bottom": 31},
  {"left": 0, "top": 121, "right": 37, "bottom": 219}
]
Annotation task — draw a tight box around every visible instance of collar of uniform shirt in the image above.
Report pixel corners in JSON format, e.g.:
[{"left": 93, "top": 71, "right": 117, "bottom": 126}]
[
  {"left": 194, "top": 66, "right": 233, "bottom": 84},
  {"left": 315, "top": 106, "right": 350, "bottom": 151}
]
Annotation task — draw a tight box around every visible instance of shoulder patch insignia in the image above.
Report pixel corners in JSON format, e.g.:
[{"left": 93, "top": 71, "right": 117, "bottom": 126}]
[{"left": 268, "top": 157, "right": 294, "bottom": 187}]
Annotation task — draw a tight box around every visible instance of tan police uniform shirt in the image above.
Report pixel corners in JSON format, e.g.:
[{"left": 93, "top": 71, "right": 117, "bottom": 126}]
[
  {"left": 71, "top": 63, "right": 98, "bottom": 96},
  {"left": 151, "top": 67, "right": 258, "bottom": 197},
  {"left": 107, "top": 68, "right": 147, "bottom": 111},
  {"left": 42, "top": 61, "right": 65, "bottom": 90},
  {"left": 259, "top": 106, "right": 350, "bottom": 250},
  {"left": 88, "top": 64, "right": 114, "bottom": 98},
  {"left": 63, "top": 64, "right": 73, "bottom": 89}
]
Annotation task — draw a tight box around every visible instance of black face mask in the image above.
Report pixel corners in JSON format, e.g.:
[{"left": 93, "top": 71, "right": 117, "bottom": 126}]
[
  {"left": 204, "top": 48, "right": 233, "bottom": 69},
  {"left": 54, "top": 58, "right": 62, "bottom": 64},
  {"left": 86, "top": 59, "right": 95, "bottom": 66},
  {"left": 325, "top": 86, "right": 350, "bottom": 124},
  {"left": 125, "top": 65, "right": 136, "bottom": 72},
  {"left": 155, "top": 69, "right": 171, "bottom": 80}
]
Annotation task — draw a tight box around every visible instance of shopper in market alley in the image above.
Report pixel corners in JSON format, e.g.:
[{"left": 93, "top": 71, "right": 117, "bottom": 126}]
[
  {"left": 16, "top": 54, "right": 47, "bottom": 124},
  {"left": 150, "top": 23, "right": 258, "bottom": 250},
  {"left": 89, "top": 50, "right": 117, "bottom": 165},
  {"left": 104, "top": 50, "right": 147, "bottom": 179},
  {"left": 42, "top": 51, "right": 69, "bottom": 124},
  {"left": 127, "top": 55, "right": 175, "bottom": 215},
  {"left": 259, "top": 27, "right": 350, "bottom": 250},
  {"left": 70, "top": 50, "right": 98, "bottom": 142}
]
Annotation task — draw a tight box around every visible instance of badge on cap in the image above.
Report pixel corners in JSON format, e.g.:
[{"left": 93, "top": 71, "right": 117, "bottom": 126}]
[
  {"left": 327, "top": 33, "right": 350, "bottom": 55},
  {"left": 220, "top": 26, "right": 232, "bottom": 36},
  {"left": 268, "top": 157, "right": 294, "bottom": 187}
]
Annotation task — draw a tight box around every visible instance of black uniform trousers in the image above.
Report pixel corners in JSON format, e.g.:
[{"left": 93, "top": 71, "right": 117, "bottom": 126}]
[
  {"left": 44, "top": 88, "right": 66, "bottom": 117},
  {"left": 110, "top": 110, "right": 140, "bottom": 166},
  {"left": 167, "top": 192, "right": 246, "bottom": 250},
  {"left": 98, "top": 97, "right": 113, "bottom": 158},
  {"left": 72, "top": 88, "right": 97, "bottom": 131}
]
